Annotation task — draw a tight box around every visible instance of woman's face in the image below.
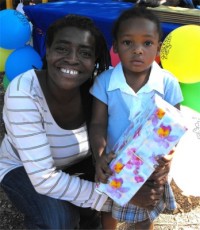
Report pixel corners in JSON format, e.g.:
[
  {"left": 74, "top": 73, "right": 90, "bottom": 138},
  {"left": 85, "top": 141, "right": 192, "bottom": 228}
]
[{"left": 46, "top": 26, "right": 96, "bottom": 90}]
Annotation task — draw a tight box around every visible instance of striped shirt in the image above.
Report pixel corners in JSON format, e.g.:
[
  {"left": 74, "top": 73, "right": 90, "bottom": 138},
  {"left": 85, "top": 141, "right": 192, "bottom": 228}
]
[{"left": 0, "top": 69, "right": 107, "bottom": 210}]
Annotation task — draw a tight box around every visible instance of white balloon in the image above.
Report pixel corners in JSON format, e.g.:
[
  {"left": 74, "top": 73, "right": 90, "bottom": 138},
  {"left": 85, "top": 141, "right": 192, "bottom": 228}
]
[{"left": 171, "top": 105, "right": 200, "bottom": 197}]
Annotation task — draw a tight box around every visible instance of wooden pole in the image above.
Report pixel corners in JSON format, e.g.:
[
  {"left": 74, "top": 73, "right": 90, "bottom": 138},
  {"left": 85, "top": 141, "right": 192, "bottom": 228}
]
[
  {"left": 5, "top": 0, "right": 48, "bottom": 9},
  {"left": 6, "top": 0, "right": 13, "bottom": 8}
]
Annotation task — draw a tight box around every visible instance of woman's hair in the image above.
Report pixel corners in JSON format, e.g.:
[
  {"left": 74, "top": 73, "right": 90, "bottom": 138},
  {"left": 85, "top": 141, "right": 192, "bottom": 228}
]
[
  {"left": 44, "top": 14, "right": 111, "bottom": 76},
  {"left": 112, "top": 6, "right": 163, "bottom": 41}
]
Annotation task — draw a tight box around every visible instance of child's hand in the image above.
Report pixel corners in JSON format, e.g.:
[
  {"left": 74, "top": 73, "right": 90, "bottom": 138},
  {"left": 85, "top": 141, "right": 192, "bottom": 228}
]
[
  {"left": 95, "top": 152, "right": 115, "bottom": 184},
  {"left": 157, "top": 148, "right": 175, "bottom": 166},
  {"left": 150, "top": 149, "right": 175, "bottom": 185},
  {"left": 130, "top": 182, "right": 164, "bottom": 210}
]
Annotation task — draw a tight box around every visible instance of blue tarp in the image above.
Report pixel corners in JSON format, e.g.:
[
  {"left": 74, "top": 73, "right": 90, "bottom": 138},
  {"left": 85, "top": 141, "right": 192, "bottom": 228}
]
[{"left": 24, "top": 0, "right": 182, "bottom": 58}]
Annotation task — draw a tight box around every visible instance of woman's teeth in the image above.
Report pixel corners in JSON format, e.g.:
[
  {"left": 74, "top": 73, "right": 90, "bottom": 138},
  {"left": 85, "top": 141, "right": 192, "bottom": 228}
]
[{"left": 60, "top": 68, "right": 78, "bottom": 75}]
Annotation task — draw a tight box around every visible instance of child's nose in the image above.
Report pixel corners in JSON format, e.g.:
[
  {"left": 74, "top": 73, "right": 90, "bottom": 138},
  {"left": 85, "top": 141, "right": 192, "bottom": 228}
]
[{"left": 132, "top": 44, "right": 143, "bottom": 54}]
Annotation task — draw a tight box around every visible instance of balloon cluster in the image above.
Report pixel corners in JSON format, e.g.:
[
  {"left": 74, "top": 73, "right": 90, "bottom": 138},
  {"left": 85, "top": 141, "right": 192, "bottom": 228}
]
[
  {"left": 160, "top": 25, "right": 200, "bottom": 113},
  {"left": 160, "top": 25, "right": 200, "bottom": 197},
  {"left": 170, "top": 105, "right": 200, "bottom": 197},
  {"left": 0, "top": 9, "right": 43, "bottom": 90}
]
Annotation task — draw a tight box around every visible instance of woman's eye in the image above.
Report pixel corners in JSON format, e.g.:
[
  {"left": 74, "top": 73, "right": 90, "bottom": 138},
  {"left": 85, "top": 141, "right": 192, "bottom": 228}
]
[
  {"left": 81, "top": 52, "right": 91, "bottom": 57},
  {"left": 56, "top": 47, "right": 69, "bottom": 52},
  {"left": 144, "top": 41, "right": 153, "bottom": 46},
  {"left": 79, "top": 50, "right": 93, "bottom": 58}
]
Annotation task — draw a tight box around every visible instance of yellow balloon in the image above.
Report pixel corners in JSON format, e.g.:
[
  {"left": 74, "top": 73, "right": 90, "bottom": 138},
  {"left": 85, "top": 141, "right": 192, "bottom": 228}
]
[
  {"left": 0, "top": 47, "right": 13, "bottom": 72},
  {"left": 160, "top": 25, "right": 200, "bottom": 83}
]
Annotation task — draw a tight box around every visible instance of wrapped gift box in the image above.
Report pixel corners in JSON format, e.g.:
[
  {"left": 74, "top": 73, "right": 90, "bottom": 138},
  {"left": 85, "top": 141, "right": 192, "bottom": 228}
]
[{"left": 96, "top": 94, "right": 188, "bottom": 206}]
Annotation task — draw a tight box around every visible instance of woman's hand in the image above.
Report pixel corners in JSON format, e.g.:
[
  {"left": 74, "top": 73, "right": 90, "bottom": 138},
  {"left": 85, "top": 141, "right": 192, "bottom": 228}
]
[{"left": 95, "top": 152, "right": 115, "bottom": 184}]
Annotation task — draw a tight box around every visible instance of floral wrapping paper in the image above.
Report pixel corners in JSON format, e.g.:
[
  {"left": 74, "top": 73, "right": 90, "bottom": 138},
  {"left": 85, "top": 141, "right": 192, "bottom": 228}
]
[{"left": 96, "top": 94, "right": 188, "bottom": 206}]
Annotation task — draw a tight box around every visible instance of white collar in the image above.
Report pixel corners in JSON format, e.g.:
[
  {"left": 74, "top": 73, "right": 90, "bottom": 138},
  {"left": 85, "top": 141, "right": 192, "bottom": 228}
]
[{"left": 108, "top": 61, "right": 164, "bottom": 96}]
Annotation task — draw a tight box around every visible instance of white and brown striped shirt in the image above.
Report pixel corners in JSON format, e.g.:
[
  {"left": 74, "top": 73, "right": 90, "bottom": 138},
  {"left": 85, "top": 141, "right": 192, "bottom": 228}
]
[{"left": 0, "top": 69, "right": 107, "bottom": 210}]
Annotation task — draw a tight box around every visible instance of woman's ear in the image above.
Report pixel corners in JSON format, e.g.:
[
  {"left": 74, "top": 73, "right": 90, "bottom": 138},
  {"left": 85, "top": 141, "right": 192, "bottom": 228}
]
[{"left": 46, "top": 47, "right": 50, "bottom": 58}]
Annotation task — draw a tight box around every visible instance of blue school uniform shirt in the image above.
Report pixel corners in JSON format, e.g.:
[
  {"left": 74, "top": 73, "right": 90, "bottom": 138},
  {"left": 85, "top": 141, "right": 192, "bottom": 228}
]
[{"left": 90, "top": 61, "right": 183, "bottom": 153}]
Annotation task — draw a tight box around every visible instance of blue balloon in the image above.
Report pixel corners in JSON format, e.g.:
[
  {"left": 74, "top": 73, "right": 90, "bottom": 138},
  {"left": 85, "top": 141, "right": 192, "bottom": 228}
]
[
  {"left": 0, "top": 9, "right": 31, "bottom": 49},
  {"left": 5, "top": 45, "right": 43, "bottom": 81}
]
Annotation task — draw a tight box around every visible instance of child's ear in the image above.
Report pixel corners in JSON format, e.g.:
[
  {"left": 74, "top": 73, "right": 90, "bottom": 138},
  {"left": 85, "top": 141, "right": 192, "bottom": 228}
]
[{"left": 157, "top": 41, "right": 162, "bottom": 56}]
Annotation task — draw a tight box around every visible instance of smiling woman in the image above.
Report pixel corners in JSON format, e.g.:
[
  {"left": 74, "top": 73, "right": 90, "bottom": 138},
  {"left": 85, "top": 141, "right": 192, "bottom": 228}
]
[{"left": 0, "top": 14, "right": 111, "bottom": 229}]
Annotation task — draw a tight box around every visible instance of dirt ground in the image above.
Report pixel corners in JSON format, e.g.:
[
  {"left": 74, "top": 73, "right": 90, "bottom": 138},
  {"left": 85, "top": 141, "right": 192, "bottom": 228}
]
[{"left": 0, "top": 74, "right": 200, "bottom": 230}]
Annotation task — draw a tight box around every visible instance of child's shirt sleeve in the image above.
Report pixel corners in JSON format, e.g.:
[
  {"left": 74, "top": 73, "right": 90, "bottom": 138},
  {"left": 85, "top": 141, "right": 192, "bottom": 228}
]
[
  {"left": 163, "top": 70, "right": 184, "bottom": 106},
  {"left": 90, "top": 70, "right": 112, "bottom": 105}
]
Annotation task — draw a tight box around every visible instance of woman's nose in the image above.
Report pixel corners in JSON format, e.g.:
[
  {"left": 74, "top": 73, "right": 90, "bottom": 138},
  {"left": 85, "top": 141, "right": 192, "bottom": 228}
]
[{"left": 65, "top": 49, "right": 79, "bottom": 63}]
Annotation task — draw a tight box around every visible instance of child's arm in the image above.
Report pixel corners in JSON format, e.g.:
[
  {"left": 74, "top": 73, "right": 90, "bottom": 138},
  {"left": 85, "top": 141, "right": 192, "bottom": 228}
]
[
  {"left": 90, "top": 97, "right": 108, "bottom": 160},
  {"left": 89, "top": 97, "right": 114, "bottom": 183}
]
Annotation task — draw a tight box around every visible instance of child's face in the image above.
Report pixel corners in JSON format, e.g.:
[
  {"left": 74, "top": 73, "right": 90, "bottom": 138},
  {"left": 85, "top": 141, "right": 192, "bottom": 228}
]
[{"left": 113, "top": 17, "right": 161, "bottom": 75}]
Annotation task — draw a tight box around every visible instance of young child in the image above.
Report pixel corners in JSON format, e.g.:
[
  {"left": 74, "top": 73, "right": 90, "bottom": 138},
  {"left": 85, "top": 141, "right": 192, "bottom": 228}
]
[{"left": 89, "top": 6, "right": 183, "bottom": 230}]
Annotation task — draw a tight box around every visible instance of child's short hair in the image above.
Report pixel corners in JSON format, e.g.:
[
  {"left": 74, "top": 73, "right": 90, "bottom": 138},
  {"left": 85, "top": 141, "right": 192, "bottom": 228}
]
[{"left": 112, "top": 6, "right": 163, "bottom": 41}]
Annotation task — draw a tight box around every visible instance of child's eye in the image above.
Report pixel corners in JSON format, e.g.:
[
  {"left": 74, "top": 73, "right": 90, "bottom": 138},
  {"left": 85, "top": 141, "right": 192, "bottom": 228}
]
[
  {"left": 144, "top": 41, "right": 153, "bottom": 46},
  {"left": 122, "top": 40, "right": 132, "bottom": 46}
]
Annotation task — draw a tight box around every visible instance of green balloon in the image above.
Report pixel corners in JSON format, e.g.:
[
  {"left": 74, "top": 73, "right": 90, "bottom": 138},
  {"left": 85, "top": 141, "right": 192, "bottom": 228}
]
[
  {"left": 180, "top": 82, "right": 200, "bottom": 113},
  {"left": 3, "top": 75, "right": 10, "bottom": 91},
  {"left": 0, "top": 47, "right": 13, "bottom": 72}
]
